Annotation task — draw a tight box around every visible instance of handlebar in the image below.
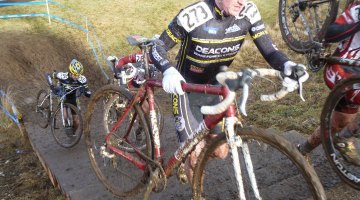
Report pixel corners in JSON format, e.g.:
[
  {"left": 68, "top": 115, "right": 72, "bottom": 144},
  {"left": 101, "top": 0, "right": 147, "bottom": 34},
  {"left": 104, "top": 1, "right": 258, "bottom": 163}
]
[
  {"left": 54, "top": 85, "right": 86, "bottom": 100},
  {"left": 200, "top": 68, "right": 302, "bottom": 116}
]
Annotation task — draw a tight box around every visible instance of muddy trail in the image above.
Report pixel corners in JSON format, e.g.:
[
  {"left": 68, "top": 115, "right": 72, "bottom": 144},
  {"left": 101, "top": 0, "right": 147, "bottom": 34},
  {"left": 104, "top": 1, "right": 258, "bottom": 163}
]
[{"left": 1, "top": 32, "right": 360, "bottom": 199}]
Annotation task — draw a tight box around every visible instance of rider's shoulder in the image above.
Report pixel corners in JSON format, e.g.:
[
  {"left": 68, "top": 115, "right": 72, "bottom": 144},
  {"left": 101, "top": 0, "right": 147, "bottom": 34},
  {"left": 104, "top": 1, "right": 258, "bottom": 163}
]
[
  {"left": 78, "top": 75, "right": 87, "bottom": 84},
  {"left": 176, "top": 1, "right": 213, "bottom": 32},
  {"left": 237, "top": 1, "right": 262, "bottom": 24},
  {"left": 55, "top": 72, "right": 69, "bottom": 80}
]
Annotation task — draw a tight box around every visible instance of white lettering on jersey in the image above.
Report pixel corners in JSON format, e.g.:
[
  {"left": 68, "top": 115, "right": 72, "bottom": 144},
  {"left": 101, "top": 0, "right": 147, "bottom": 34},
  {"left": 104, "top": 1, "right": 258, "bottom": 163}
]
[
  {"left": 325, "top": 67, "right": 339, "bottom": 85},
  {"left": 195, "top": 44, "right": 241, "bottom": 55},
  {"left": 237, "top": 2, "right": 261, "bottom": 24},
  {"left": 225, "top": 24, "right": 241, "bottom": 34},
  {"left": 177, "top": 2, "right": 213, "bottom": 32},
  {"left": 251, "top": 23, "right": 265, "bottom": 32}
]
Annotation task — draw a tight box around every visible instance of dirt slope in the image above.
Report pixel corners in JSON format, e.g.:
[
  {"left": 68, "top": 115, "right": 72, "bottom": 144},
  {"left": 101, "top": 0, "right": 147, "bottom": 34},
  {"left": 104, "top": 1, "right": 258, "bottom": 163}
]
[
  {"left": 0, "top": 31, "right": 105, "bottom": 199},
  {"left": 0, "top": 31, "right": 104, "bottom": 112}
]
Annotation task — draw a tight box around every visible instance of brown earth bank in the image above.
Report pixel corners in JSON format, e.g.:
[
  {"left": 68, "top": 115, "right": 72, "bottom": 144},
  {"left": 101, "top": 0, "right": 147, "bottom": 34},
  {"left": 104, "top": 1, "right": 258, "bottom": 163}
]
[{"left": 0, "top": 31, "right": 104, "bottom": 199}]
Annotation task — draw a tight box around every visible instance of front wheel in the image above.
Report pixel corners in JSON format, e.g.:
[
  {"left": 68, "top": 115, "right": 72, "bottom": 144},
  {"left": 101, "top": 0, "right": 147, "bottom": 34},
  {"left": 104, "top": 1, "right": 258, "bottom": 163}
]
[
  {"left": 193, "top": 126, "right": 326, "bottom": 200},
  {"left": 278, "top": 0, "right": 339, "bottom": 53},
  {"left": 35, "top": 89, "right": 51, "bottom": 128},
  {"left": 51, "top": 103, "right": 83, "bottom": 148},
  {"left": 321, "top": 76, "right": 360, "bottom": 190},
  {"left": 84, "top": 85, "right": 153, "bottom": 198}
]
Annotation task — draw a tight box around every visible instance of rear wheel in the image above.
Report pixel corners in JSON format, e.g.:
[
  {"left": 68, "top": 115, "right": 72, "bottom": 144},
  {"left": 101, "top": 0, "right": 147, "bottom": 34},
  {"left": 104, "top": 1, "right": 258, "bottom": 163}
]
[
  {"left": 35, "top": 89, "right": 51, "bottom": 128},
  {"left": 85, "top": 85, "right": 152, "bottom": 198},
  {"left": 51, "top": 103, "right": 83, "bottom": 148},
  {"left": 321, "top": 76, "right": 360, "bottom": 190},
  {"left": 193, "top": 126, "right": 326, "bottom": 200},
  {"left": 279, "top": 0, "right": 339, "bottom": 53}
]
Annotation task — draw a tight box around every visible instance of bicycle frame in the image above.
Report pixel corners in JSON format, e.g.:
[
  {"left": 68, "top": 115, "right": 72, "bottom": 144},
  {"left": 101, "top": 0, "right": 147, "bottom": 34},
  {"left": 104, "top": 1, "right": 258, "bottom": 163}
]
[
  {"left": 104, "top": 74, "right": 263, "bottom": 199},
  {"left": 39, "top": 85, "right": 85, "bottom": 127}
]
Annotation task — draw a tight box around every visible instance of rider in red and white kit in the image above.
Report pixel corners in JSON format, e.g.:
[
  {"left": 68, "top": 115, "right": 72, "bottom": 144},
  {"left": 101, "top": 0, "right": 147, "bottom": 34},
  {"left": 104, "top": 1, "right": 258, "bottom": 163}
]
[{"left": 298, "top": 0, "right": 360, "bottom": 166}]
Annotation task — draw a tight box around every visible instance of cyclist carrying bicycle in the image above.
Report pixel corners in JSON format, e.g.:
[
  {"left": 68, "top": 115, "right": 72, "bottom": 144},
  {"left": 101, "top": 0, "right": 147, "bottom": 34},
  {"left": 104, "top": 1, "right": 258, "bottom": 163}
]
[
  {"left": 45, "top": 59, "right": 92, "bottom": 135},
  {"left": 138, "top": 0, "right": 309, "bottom": 184},
  {"left": 298, "top": 0, "right": 360, "bottom": 166}
]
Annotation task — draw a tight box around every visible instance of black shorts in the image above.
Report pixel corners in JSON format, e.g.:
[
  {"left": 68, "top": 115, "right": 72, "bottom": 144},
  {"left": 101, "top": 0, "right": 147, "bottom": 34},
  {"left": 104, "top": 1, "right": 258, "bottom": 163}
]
[{"left": 172, "top": 92, "right": 223, "bottom": 143}]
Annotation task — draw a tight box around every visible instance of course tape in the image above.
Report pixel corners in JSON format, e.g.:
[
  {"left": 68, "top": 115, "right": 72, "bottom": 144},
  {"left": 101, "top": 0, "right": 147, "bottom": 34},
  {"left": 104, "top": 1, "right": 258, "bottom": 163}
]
[
  {"left": 0, "top": 1, "right": 111, "bottom": 81},
  {"left": 0, "top": 90, "right": 20, "bottom": 126}
]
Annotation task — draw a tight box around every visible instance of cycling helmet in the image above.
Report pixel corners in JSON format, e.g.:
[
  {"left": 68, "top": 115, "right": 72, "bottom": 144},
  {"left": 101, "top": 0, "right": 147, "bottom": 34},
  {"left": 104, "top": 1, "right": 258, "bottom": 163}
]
[{"left": 69, "top": 59, "right": 84, "bottom": 76}]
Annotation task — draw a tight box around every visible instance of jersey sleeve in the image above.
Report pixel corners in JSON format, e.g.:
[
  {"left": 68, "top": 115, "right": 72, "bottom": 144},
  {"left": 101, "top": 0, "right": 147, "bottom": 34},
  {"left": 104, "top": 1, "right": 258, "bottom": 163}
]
[
  {"left": 150, "top": 15, "right": 187, "bottom": 72},
  {"left": 249, "top": 20, "right": 289, "bottom": 70},
  {"left": 325, "top": 4, "right": 360, "bottom": 43}
]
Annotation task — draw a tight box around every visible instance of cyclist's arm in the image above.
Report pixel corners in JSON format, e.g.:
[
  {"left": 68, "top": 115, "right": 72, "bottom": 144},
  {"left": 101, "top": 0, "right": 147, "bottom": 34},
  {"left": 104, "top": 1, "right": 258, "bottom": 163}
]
[
  {"left": 45, "top": 72, "right": 57, "bottom": 87},
  {"left": 325, "top": 21, "right": 360, "bottom": 43},
  {"left": 325, "top": 3, "right": 360, "bottom": 43},
  {"left": 150, "top": 16, "right": 186, "bottom": 72},
  {"left": 78, "top": 76, "right": 91, "bottom": 97},
  {"left": 245, "top": 7, "right": 289, "bottom": 71}
]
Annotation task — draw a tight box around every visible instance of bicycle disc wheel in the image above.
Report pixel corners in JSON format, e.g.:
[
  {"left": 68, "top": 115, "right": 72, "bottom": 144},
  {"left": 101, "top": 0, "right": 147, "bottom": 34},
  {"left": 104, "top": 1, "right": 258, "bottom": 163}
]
[
  {"left": 35, "top": 89, "right": 51, "bottom": 128},
  {"left": 51, "top": 103, "right": 83, "bottom": 148},
  {"left": 193, "top": 126, "right": 326, "bottom": 200},
  {"left": 321, "top": 76, "right": 360, "bottom": 190},
  {"left": 84, "top": 84, "right": 152, "bottom": 198},
  {"left": 279, "top": 0, "right": 339, "bottom": 53},
  {"left": 103, "top": 92, "right": 163, "bottom": 152}
]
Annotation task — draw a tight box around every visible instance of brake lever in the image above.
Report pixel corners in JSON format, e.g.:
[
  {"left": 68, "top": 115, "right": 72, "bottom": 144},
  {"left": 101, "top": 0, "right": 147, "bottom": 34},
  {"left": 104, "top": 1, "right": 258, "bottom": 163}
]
[
  {"left": 238, "top": 69, "right": 253, "bottom": 116},
  {"left": 294, "top": 65, "right": 306, "bottom": 101}
]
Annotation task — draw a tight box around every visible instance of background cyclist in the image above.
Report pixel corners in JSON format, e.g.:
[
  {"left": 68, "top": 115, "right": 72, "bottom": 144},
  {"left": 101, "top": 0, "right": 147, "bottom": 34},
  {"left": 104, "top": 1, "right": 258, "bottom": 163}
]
[
  {"left": 148, "top": 0, "right": 309, "bottom": 184},
  {"left": 45, "top": 59, "right": 91, "bottom": 135},
  {"left": 297, "top": 0, "right": 360, "bottom": 166}
]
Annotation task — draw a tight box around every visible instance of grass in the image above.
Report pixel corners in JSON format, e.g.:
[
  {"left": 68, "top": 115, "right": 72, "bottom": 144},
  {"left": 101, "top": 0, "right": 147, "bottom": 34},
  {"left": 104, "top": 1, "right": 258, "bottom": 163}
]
[{"left": 0, "top": 0, "right": 328, "bottom": 135}]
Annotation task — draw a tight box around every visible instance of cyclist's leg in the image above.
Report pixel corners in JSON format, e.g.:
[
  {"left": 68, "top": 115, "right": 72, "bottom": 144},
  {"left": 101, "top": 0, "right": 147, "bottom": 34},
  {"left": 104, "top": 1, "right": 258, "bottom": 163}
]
[
  {"left": 299, "top": 64, "right": 358, "bottom": 155},
  {"left": 174, "top": 92, "right": 227, "bottom": 183},
  {"left": 64, "top": 94, "right": 79, "bottom": 131}
]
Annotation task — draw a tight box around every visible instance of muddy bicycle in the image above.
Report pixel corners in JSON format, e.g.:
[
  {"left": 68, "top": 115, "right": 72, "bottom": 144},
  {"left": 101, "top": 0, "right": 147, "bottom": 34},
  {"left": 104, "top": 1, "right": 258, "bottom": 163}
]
[
  {"left": 316, "top": 56, "right": 360, "bottom": 190},
  {"left": 84, "top": 36, "right": 325, "bottom": 200},
  {"left": 35, "top": 85, "right": 85, "bottom": 148},
  {"left": 278, "top": 0, "right": 354, "bottom": 53}
]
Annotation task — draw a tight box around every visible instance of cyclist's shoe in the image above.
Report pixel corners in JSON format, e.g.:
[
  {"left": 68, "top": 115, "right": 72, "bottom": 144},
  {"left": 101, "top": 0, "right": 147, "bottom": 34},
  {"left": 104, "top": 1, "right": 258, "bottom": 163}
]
[
  {"left": 176, "top": 163, "right": 188, "bottom": 184},
  {"left": 333, "top": 137, "right": 360, "bottom": 167},
  {"left": 297, "top": 144, "right": 312, "bottom": 164},
  {"left": 64, "top": 126, "right": 75, "bottom": 137}
]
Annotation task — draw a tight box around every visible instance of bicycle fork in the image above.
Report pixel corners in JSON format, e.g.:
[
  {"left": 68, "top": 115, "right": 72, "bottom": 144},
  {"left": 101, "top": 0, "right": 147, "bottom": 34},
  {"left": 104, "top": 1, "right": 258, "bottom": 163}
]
[{"left": 225, "top": 117, "right": 262, "bottom": 200}]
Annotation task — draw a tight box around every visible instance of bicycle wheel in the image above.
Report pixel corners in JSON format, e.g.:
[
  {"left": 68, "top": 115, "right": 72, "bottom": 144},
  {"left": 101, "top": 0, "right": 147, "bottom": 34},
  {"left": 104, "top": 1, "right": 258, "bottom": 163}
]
[
  {"left": 279, "top": 0, "right": 339, "bottom": 53},
  {"left": 84, "top": 84, "right": 153, "bottom": 198},
  {"left": 51, "top": 103, "right": 83, "bottom": 148},
  {"left": 321, "top": 76, "right": 360, "bottom": 190},
  {"left": 35, "top": 89, "right": 51, "bottom": 128},
  {"left": 193, "top": 126, "right": 326, "bottom": 200},
  {"left": 103, "top": 92, "right": 163, "bottom": 152}
]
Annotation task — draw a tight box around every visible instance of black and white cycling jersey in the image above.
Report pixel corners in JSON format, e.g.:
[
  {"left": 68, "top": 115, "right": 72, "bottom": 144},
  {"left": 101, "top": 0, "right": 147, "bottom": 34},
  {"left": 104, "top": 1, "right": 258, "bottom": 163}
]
[{"left": 150, "top": 0, "right": 289, "bottom": 84}]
